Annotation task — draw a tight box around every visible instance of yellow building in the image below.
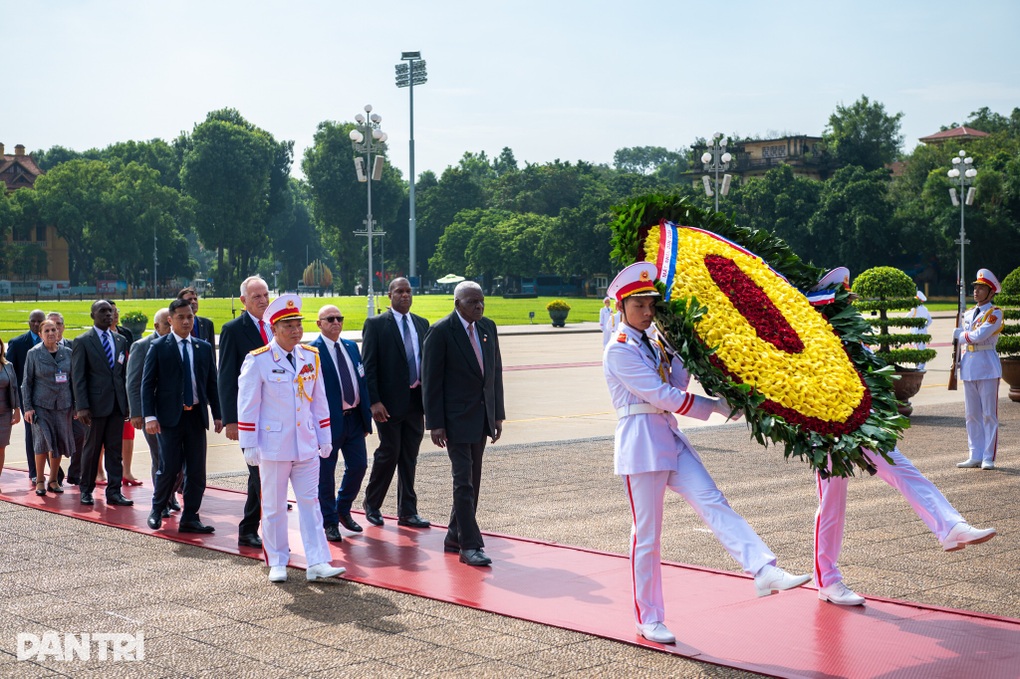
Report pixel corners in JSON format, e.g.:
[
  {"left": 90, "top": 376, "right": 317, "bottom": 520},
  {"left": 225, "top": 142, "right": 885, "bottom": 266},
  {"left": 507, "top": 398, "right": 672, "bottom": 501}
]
[{"left": 1, "top": 143, "right": 71, "bottom": 282}]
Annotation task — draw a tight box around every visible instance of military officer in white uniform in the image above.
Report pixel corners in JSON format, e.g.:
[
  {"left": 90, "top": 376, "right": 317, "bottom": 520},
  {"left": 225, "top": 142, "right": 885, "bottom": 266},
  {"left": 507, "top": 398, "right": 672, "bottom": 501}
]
[
  {"left": 237, "top": 294, "right": 347, "bottom": 584},
  {"left": 955, "top": 268, "right": 1004, "bottom": 470},
  {"left": 599, "top": 296, "right": 616, "bottom": 346},
  {"left": 603, "top": 262, "right": 810, "bottom": 645},
  {"left": 910, "top": 290, "right": 933, "bottom": 370},
  {"left": 807, "top": 269, "right": 996, "bottom": 607}
]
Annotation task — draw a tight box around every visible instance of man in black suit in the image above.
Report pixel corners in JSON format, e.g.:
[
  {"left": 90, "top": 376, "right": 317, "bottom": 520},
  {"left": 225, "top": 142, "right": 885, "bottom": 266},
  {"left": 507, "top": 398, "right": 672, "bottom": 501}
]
[
  {"left": 6, "top": 309, "right": 45, "bottom": 483},
  {"left": 218, "top": 275, "right": 271, "bottom": 549},
  {"left": 142, "top": 299, "right": 222, "bottom": 533},
  {"left": 71, "top": 300, "right": 133, "bottom": 507},
  {"left": 178, "top": 286, "right": 216, "bottom": 346},
  {"left": 361, "top": 277, "right": 431, "bottom": 529},
  {"left": 422, "top": 281, "right": 505, "bottom": 567},
  {"left": 311, "top": 304, "right": 373, "bottom": 540}
]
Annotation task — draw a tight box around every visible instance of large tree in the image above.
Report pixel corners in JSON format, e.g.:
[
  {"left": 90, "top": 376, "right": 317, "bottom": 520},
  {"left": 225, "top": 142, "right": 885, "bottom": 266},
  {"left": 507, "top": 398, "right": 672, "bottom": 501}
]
[
  {"left": 729, "top": 164, "right": 822, "bottom": 260},
  {"left": 823, "top": 95, "right": 904, "bottom": 171},
  {"left": 807, "top": 165, "right": 896, "bottom": 272}
]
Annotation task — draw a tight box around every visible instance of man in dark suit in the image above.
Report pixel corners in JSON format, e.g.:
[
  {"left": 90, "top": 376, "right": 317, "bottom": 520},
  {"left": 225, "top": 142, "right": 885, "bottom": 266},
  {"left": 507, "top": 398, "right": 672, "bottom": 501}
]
[
  {"left": 7, "top": 309, "right": 45, "bottom": 483},
  {"left": 361, "top": 277, "right": 431, "bottom": 529},
  {"left": 127, "top": 308, "right": 181, "bottom": 505},
  {"left": 71, "top": 300, "right": 133, "bottom": 507},
  {"left": 142, "top": 299, "right": 222, "bottom": 533},
  {"left": 422, "top": 281, "right": 505, "bottom": 567},
  {"left": 218, "top": 275, "right": 271, "bottom": 549},
  {"left": 312, "top": 304, "right": 373, "bottom": 541},
  {"left": 178, "top": 286, "right": 216, "bottom": 346}
]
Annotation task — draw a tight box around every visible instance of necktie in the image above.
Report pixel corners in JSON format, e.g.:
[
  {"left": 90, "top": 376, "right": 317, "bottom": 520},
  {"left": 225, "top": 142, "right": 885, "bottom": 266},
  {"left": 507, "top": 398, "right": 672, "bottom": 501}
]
[
  {"left": 334, "top": 342, "right": 356, "bottom": 406},
  {"left": 181, "top": 340, "right": 195, "bottom": 406},
  {"left": 402, "top": 315, "right": 418, "bottom": 386},
  {"left": 467, "top": 323, "right": 484, "bottom": 374},
  {"left": 258, "top": 320, "right": 269, "bottom": 344},
  {"left": 100, "top": 330, "right": 115, "bottom": 369},
  {"left": 641, "top": 332, "right": 657, "bottom": 358},
  {"left": 286, "top": 352, "right": 296, "bottom": 369}
]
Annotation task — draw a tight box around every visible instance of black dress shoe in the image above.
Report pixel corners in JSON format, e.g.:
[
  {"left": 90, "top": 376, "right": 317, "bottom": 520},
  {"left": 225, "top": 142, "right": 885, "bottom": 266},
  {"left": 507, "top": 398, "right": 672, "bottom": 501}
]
[
  {"left": 35, "top": 487, "right": 47, "bottom": 496},
  {"left": 80, "top": 492, "right": 94, "bottom": 505},
  {"left": 324, "top": 524, "right": 343, "bottom": 542},
  {"left": 238, "top": 533, "right": 263, "bottom": 548},
  {"left": 167, "top": 497, "right": 181, "bottom": 512},
  {"left": 459, "top": 549, "right": 492, "bottom": 567},
  {"left": 107, "top": 493, "right": 134, "bottom": 506},
  {"left": 339, "top": 513, "right": 363, "bottom": 532},
  {"left": 443, "top": 540, "right": 460, "bottom": 553},
  {"left": 178, "top": 521, "right": 215, "bottom": 534},
  {"left": 161, "top": 507, "right": 171, "bottom": 518},
  {"left": 66, "top": 476, "right": 79, "bottom": 486},
  {"left": 147, "top": 510, "right": 162, "bottom": 530},
  {"left": 398, "top": 514, "right": 431, "bottom": 528},
  {"left": 362, "top": 501, "right": 384, "bottom": 526}
]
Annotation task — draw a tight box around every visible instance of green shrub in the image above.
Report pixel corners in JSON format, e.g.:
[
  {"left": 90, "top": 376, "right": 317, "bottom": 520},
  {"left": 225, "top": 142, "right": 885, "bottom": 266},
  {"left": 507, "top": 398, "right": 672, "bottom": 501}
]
[
  {"left": 121, "top": 310, "right": 148, "bottom": 325},
  {"left": 852, "top": 266, "right": 937, "bottom": 369},
  {"left": 546, "top": 299, "right": 571, "bottom": 312},
  {"left": 997, "top": 266, "right": 1020, "bottom": 358}
]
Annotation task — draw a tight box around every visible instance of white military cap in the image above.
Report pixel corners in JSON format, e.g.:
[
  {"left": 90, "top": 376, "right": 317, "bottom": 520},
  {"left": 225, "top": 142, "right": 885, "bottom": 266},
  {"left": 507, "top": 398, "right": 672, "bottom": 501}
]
[
  {"left": 607, "top": 262, "right": 659, "bottom": 302},
  {"left": 264, "top": 294, "right": 304, "bottom": 325},
  {"left": 973, "top": 269, "right": 1000, "bottom": 294},
  {"left": 810, "top": 267, "right": 851, "bottom": 292}
]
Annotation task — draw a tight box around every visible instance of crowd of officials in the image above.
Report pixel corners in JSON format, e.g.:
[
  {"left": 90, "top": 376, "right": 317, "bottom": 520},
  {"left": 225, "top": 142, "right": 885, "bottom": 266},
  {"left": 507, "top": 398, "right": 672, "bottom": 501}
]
[{"left": 1, "top": 275, "right": 506, "bottom": 580}]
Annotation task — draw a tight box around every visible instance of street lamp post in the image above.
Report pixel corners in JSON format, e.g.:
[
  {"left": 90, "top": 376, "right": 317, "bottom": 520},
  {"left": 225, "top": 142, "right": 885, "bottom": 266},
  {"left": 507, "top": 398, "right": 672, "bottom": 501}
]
[
  {"left": 947, "top": 149, "right": 978, "bottom": 317},
  {"left": 701, "top": 133, "right": 733, "bottom": 212},
  {"left": 395, "top": 51, "right": 427, "bottom": 288},
  {"left": 350, "top": 104, "right": 388, "bottom": 316}
]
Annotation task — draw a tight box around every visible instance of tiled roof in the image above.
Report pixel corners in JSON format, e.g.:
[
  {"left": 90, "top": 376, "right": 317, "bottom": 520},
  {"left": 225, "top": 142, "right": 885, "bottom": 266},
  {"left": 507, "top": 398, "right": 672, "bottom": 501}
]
[
  {"left": 918, "top": 126, "right": 990, "bottom": 143},
  {"left": 0, "top": 153, "right": 44, "bottom": 191}
]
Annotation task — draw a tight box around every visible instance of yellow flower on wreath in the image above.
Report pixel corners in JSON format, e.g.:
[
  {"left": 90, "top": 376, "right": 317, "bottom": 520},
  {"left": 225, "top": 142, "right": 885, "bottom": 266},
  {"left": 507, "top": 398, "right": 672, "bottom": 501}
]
[{"left": 645, "top": 224, "right": 865, "bottom": 424}]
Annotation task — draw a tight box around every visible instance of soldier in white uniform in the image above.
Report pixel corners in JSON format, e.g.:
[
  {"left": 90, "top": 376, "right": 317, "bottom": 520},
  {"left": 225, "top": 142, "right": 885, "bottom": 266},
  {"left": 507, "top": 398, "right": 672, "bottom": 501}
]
[
  {"left": 237, "top": 294, "right": 347, "bottom": 584},
  {"left": 599, "top": 296, "right": 616, "bottom": 346},
  {"left": 603, "top": 262, "right": 810, "bottom": 645},
  {"left": 910, "top": 290, "right": 933, "bottom": 370},
  {"left": 807, "top": 268, "right": 996, "bottom": 606},
  {"left": 955, "top": 268, "right": 1004, "bottom": 470}
]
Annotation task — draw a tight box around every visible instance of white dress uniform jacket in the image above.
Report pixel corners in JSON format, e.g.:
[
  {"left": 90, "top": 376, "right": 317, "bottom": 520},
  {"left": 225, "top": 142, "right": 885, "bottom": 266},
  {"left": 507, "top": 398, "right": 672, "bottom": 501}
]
[
  {"left": 604, "top": 324, "right": 715, "bottom": 475},
  {"left": 959, "top": 303, "right": 1003, "bottom": 381},
  {"left": 237, "top": 341, "right": 332, "bottom": 459}
]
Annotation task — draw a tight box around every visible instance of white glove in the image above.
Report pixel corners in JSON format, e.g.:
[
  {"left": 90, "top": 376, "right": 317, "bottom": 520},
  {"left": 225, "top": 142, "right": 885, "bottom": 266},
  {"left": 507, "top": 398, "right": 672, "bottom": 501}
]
[
  {"left": 318, "top": 443, "right": 332, "bottom": 459},
  {"left": 714, "top": 398, "right": 742, "bottom": 422},
  {"left": 953, "top": 328, "right": 963, "bottom": 341},
  {"left": 242, "top": 447, "right": 259, "bottom": 466}
]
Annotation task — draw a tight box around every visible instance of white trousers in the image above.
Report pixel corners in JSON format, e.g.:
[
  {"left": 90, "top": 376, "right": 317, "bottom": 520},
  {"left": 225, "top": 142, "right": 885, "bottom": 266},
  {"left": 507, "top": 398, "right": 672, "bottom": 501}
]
[
  {"left": 623, "top": 452, "right": 776, "bottom": 625},
  {"left": 259, "top": 457, "right": 332, "bottom": 569},
  {"left": 813, "top": 446, "right": 964, "bottom": 587},
  {"left": 964, "top": 379, "right": 1000, "bottom": 464}
]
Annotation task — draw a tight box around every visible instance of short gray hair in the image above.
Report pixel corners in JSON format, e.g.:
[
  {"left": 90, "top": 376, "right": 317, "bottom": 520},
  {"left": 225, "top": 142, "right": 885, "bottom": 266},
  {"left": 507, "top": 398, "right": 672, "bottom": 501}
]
[
  {"left": 240, "top": 275, "right": 266, "bottom": 297},
  {"left": 453, "top": 281, "right": 482, "bottom": 300},
  {"left": 46, "top": 311, "right": 65, "bottom": 322}
]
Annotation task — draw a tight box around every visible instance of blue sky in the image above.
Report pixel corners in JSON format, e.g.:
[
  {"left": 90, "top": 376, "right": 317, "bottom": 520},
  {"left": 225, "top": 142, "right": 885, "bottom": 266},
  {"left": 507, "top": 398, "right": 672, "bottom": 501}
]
[{"left": 5, "top": 1, "right": 1019, "bottom": 180}]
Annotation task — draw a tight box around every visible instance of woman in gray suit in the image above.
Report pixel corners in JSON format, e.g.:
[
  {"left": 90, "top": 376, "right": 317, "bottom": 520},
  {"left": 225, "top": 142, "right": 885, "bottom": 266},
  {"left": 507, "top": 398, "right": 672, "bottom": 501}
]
[
  {"left": 22, "top": 320, "right": 75, "bottom": 496},
  {"left": 0, "top": 337, "right": 23, "bottom": 495}
]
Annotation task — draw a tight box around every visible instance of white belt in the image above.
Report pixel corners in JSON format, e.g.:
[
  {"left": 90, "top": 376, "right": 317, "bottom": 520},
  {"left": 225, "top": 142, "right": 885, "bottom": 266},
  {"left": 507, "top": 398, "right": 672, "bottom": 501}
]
[
  {"left": 616, "top": 403, "right": 666, "bottom": 418},
  {"left": 965, "top": 344, "right": 995, "bottom": 352}
]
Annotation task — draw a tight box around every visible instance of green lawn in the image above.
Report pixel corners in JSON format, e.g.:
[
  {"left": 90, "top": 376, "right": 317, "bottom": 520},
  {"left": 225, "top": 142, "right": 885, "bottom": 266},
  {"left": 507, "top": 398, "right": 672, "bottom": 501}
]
[{"left": 0, "top": 296, "right": 605, "bottom": 340}]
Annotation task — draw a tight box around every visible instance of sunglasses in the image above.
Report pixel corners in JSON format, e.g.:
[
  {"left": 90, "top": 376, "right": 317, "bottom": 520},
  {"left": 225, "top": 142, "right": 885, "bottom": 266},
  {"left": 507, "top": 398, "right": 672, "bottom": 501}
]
[{"left": 321, "top": 315, "right": 344, "bottom": 324}]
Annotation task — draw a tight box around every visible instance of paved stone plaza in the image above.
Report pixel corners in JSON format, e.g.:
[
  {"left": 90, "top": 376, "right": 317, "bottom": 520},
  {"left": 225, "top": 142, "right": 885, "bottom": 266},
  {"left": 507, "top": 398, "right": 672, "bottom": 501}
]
[{"left": 1, "top": 319, "right": 1016, "bottom": 677}]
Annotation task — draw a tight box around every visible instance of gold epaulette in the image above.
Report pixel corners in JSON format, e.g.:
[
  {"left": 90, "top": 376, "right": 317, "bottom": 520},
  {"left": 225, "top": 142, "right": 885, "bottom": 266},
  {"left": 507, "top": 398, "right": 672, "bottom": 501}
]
[
  {"left": 616, "top": 332, "right": 627, "bottom": 343},
  {"left": 300, "top": 343, "right": 319, "bottom": 353},
  {"left": 250, "top": 345, "right": 271, "bottom": 356}
]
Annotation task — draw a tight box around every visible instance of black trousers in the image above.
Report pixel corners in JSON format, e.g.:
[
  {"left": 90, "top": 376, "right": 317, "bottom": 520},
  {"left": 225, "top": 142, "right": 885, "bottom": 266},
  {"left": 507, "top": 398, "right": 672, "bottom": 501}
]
[
  {"left": 151, "top": 409, "right": 207, "bottom": 522},
  {"left": 446, "top": 439, "right": 487, "bottom": 551},
  {"left": 79, "top": 408, "right": 125, "bottom": 496},
  {"left": 238, "top": 464, "right": 262, "bottom": 537},
  {"left": 364, "top": 393, "right": 425, "bottom": 517}
]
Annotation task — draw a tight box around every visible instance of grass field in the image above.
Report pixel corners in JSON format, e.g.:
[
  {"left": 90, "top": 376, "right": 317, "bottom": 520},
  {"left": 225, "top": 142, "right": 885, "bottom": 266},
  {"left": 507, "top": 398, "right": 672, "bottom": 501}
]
[{"left": 0, "top": 296, "right": 606, "bottom": 340}]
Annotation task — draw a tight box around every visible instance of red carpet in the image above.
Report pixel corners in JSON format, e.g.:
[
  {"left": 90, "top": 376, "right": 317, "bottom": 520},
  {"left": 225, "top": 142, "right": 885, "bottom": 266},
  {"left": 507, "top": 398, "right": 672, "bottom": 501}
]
[{"left": 3, "top": 466, "right": 1019, "bottom": 678}]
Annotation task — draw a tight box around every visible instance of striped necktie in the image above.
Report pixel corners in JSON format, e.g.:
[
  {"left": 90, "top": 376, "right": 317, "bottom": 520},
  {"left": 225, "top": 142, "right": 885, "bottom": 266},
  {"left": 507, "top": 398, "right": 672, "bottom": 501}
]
[{"left": 100, "top": 330, "right": 115, "bottom": 369}]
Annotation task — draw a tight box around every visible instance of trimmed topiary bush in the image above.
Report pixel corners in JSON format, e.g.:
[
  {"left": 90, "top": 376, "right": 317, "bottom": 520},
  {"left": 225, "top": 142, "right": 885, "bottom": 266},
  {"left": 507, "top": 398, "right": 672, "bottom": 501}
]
[
  {"left": 998, "top": 266, "right": 1020, "bottom": 358},
  {"left": 852, "top": 266, "right": 937, "bottom": 369}
]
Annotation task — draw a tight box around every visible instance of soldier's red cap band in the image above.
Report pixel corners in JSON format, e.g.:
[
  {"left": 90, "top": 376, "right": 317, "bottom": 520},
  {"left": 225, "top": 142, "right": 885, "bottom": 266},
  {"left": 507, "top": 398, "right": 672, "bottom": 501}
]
[
  {"left": 616, "top": 280, "right": 657, "bottom": 301},
  {"left": 974, "top": 276, "right": 998, "bottom": 292},
  {"left": 268, "top": 308, "right": 303, "bottom": 325}
]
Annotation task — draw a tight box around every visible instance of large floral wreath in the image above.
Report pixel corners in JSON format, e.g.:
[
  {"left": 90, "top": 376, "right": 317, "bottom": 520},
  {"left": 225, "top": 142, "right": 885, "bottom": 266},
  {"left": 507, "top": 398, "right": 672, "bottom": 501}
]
[{"left": 610, "top": 194, "right": 908, "bottom": 477}]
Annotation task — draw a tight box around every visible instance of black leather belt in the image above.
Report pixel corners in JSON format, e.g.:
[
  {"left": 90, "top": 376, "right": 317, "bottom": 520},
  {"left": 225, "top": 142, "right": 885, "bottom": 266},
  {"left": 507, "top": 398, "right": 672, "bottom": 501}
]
[{"left": 343, "top": 408, "right": 358, "bottom": 416}]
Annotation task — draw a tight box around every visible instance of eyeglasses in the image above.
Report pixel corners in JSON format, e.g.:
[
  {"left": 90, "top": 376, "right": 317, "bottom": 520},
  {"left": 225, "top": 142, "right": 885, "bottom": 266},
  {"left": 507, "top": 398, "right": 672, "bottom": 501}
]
[{"left": 321, "top": 316, "right": 344, "bottom": 324}]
